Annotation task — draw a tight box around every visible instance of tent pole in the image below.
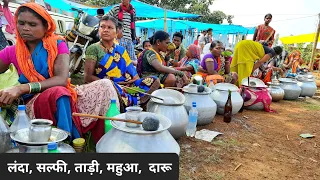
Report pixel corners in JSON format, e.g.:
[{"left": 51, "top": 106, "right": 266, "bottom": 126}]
[
  {"left": 309, "top": 13, "right": 320, "bottom": 71},
  {"left": 164, "top": 10, "right": 167, "bottom": 32}
]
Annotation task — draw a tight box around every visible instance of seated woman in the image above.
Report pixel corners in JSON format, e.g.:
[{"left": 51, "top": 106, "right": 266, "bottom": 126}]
[
  {"left": 230, "top": 40, "right": 283, "bottom": 86},
  {"left": 137, "top": 30, "right": 188, "bottom": 87},
  {"left": 0, "top": 3, "right": 120, "bottom": 143},
  {"left": 252, "top": 56, "right": 285, "bottom": 82},
  {"left": 283, "top": 50, "right": 304, "bottom": 77},
  {"left": 197, "top": 41, "right": 238, "bottom": 84},
  {"left": 171, "top": 44, "right": 201, "bottom": 78},
  {"left": 84, "top": 15, "right": 160, "bottom": 108}
]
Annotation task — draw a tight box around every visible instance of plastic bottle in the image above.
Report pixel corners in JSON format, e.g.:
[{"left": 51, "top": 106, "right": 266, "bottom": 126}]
[
  {"left": 186, "top": 102, "right": 198, "bottom": 137},
  {"left": 0, "top": 107, "right": 12, "bottom": 153},
  {"left": 48, "top": 142, "right": 59, "bottom": 153},
  {"left": 105, "top": 99, "right": 120, "bottom": 133},
  {"left": 9, "top": 105, "right": 31, "bottom": 133},
  {"left": 208, "top": 80, "right": 215, "bottom": 90}
]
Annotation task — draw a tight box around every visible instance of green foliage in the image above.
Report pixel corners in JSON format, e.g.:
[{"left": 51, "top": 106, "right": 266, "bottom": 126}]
[{"left": 283, "top": 43, "right": 313, "bottom": 63}]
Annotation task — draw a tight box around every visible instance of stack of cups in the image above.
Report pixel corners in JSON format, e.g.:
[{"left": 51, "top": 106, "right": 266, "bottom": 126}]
[{"left": 72, "top": 138, "right": 85, "bottom": 153}]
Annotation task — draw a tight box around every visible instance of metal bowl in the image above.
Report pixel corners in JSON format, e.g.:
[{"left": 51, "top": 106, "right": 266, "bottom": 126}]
[
  {"left": 182, "top": 84, "right": 212, "bottom": 95},
  {"left": 241, "top": 77, "right": 267, "bottom": 88},
  {"left": 150, "top": 89, "right": 185, "bottom": 105},
  {"left": 214, "top": 83, "right": 239, "bottom": 92},
  {"left": 111, "top": 112, "right": 171, "bottom": 134},
  {"left": 10, "top": 128, "right": 69, "bottom": 146}
]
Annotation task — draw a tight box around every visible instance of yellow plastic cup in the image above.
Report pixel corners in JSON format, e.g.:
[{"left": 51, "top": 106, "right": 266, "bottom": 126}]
[{"left": 72, "top": 138, "right": 85, "bottom": 147}]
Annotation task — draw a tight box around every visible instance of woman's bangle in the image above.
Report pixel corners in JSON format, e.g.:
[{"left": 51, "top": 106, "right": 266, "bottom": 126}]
[
  {"left": 174, "top": 71, "right": 184, "bottom": 77},
  {"left": 29, "top": 82, "right": 42, "bottom": 93}
]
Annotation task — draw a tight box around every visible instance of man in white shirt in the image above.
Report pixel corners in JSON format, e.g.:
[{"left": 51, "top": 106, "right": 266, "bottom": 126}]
[{"left": 198, "top": 30, "right": 207, "bottom": 53}]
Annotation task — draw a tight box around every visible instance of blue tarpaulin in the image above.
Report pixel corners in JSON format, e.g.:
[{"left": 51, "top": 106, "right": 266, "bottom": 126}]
[
  {"left": 136, "top": 19, "right": 255, "bottom": 34},
  {"left": 45, "top": 0, "right": 200, "bottom": 18}
]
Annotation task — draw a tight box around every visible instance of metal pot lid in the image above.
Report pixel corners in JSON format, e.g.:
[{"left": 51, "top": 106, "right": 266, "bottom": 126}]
[
  {"left": 296, "top": 75, "right": 315, "bottom": 82},
  {"left": 182, "top": 85, "right": 212, "bottom": 95},
  {"left": 267, "top": 82, "right": 282, "bottom": 86},
  {"left": 279, "top": 78, "right": 298, "bottom": 84},
  {"left": 10, "top": 128, "right": 69, "bottom": 146},
  {"left": 214, "top": 83, "right": 239, "bottom": 91},
  {"left": 150, "top": 89, "right": 185, "bottom": 105},
  {"left": 111, "top": 112, "right": 171, "bottom": 134},
  {"left": 241, "top": 77, "right": 267, "bottom": 88}
]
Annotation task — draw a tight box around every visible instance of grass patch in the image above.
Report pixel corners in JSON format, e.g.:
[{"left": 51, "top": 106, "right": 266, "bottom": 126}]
[
  {"left": 301, "top": 100, "right": 320, "bottom": 111},
  {"left": 204, "top": 154, "right": 222, "bottom": 164},
  {"left": 212, "top": 139, "right": 239, "bottom": 148},
  {"left": 303, "top": 104, "right": 320, "bottom": 111},
  {"left": 210, "top": 173, "right": 225, "bottom": 180}
]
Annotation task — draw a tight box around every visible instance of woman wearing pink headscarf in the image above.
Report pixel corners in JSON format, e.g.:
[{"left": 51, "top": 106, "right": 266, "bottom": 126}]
[{"left": 172, "top": 44, "right": 201, "bottom": 78}]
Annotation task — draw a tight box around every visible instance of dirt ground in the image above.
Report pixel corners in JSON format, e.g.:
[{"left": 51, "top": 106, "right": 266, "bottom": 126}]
[
  {"left": 71, "top": 73, "right": 320, "bottom": 180},
  {"left": 178, "top": 97, "right": 320, "bottom": 180}
]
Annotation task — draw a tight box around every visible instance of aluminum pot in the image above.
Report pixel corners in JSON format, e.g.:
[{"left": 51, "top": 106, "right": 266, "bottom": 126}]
[
  {"left": 241, "top": 77, "right": 269, "bottom": 111},
  {"left": 29, "top": 119, "right": 53, "bottom": 142},
  {"left": 267, "top": 82, "right": 285, "bottom": 102},
  {"left": 147, "top": 89, "right": 188, "bottom": 139},
  {"left": 210, "top": 83, "right": 243, "bottom": 115},
  {"left": 96, "top": 112, "right": 180, "bottom": 155},
  {"left": 296, "top": 76, "right": 317, "bottom": 97},
  {"left": 183, "top": 85, "right": 217, "bottom": 125},
  {"left": 279, "top": 78, "right": 302, "bottom": 100}
]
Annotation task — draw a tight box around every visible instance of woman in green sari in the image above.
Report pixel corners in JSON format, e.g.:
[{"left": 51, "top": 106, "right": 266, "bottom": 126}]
[{"left": 84, "top": 15, "right": 160, "bottom": 108}]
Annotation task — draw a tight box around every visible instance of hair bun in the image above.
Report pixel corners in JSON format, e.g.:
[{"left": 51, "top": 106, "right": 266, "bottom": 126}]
[{"left": 149, "top": 36, "right": 155, "bottom": 44}]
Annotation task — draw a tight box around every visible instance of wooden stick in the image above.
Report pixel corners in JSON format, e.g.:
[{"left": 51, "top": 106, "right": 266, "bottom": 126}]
[
  {"left": 165, "top": 87, "right": 184, "bottom": 90},
  {"left": 293, "top": 152, "right": 305, "bottom": 159},
  {"left": 120, "top": 85, "right": 164, "bottom": 101},
  {"left": 72, "top": 113, "right": 142, "bottom": 124},
  {"left": 234, "top": 163, "right": 242, "bottom": 171}
]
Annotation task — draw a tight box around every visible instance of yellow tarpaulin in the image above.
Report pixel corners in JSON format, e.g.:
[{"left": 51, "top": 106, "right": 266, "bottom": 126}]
[{"left": 280, "top": 33, "right": 320, "bottom": 44}]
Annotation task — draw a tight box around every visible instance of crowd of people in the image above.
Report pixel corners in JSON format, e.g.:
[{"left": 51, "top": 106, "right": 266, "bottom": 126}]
[{"left": 0, "top": 0, "right": 314, "bottom": 145}]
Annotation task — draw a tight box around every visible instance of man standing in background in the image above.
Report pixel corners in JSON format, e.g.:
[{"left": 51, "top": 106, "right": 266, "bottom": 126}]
[
  {"left": 198, "top": 30, "right": 207, "bottom": 52},
  {"left": 107, "top": 0, "right": 137, "bottom": 65},
  {"left": 205, "top": 28, "right": 213, "bottom": 44},
  {"left": 96, "top": 9, "right": 105, "bottom": 19}
]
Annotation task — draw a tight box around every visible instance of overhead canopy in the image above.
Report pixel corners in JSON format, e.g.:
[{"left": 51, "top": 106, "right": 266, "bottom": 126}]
[
  {"left": 136, "top": 19, "right": 255, "bottom": 34},
  {"left": 44, "top": 0, "right": 90, "bottom": 11},
  {"left": 280, "top": 33, "right": 320, "bottom": 44},
  {"left": 45, "top": 0, "right": 200, "bottom": 18}
]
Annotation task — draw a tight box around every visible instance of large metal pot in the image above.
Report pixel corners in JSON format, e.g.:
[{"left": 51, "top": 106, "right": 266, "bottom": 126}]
[
  {"left": 96, "top": 112, "right": 180, "bottom": 155},
  {"left": 267, "top": 82, "right": 285, "bottom": 102},
  {"left": 6, "top": 143, "right": 75, "bottom": 153},
  {"left": 279, "top": 78, "right": 302, "bottom": 100},
  {"left": 241, "top": 77, "right": 270, "bottom": 111},
  {"left": 183, "top": 85, "right": 217, "bottom": 125},
  {"left": 296, "top": 76, "right": 317, "bottom": 97},
  {"left": 210, "top": 83, "right": 243, "bottom": 115},
  {"left": 147, "top": 89, "right": 188, "bottom": 139}
]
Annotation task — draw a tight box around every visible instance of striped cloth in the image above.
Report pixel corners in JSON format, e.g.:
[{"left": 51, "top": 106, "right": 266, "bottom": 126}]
[{"left": 107, "top": 5, "right": 136, "bottom": 41}]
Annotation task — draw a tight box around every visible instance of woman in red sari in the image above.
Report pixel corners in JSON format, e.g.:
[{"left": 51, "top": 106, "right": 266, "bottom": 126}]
[
  {"left": 0, "top": 3, "right": 120, "bottom": 144},
  {"left": 253, "top": 13, "right": 275, "bottom": 47}
]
